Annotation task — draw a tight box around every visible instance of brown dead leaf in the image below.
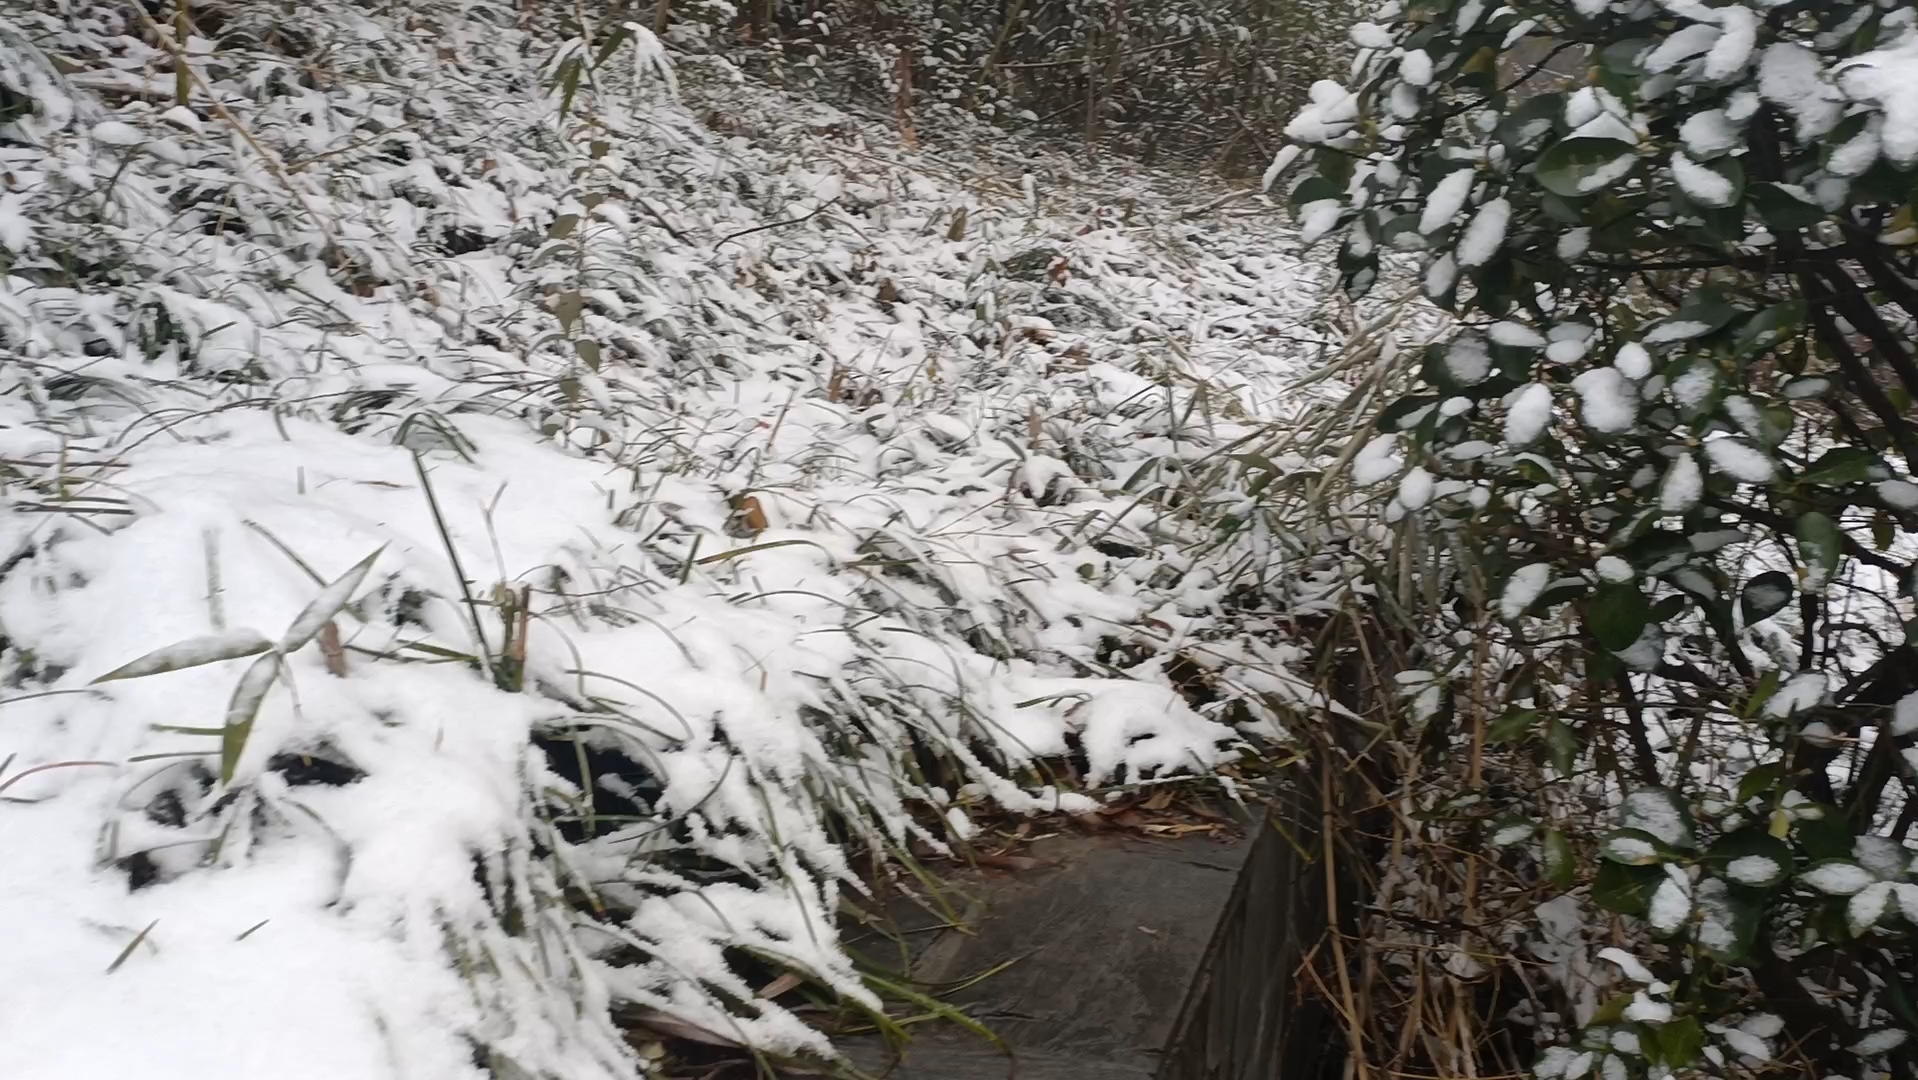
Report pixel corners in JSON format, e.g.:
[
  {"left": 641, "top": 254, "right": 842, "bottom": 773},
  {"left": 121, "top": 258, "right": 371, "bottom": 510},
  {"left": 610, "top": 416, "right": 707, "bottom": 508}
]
[
  {"left": 755, "top": 972, "right": 804, "bottom": 1000},
  {"left": 736, "top": 495, "right": 768, "bottom": 534},
  {"left": 317, "top": 621, "right": 349, "bottom": 678}
]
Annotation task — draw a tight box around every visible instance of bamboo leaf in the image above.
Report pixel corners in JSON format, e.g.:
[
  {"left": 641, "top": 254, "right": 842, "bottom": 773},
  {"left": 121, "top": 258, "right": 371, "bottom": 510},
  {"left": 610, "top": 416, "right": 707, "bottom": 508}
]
[
  {"left": 221, "top": 652, "right": 281, "bottom": 785},
  {"left": 93, "top": 630, "right": 273, "bottom": 683},
  {"left": 281, "top": 547, "right": 384, "bottom": 652}
]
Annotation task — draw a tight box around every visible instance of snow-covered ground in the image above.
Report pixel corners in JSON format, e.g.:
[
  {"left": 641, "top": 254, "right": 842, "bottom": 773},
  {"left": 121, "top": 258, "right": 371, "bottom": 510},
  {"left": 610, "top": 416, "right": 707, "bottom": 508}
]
[{"left": 0, "top": 4, "right": 1334, "bottom": 1076}]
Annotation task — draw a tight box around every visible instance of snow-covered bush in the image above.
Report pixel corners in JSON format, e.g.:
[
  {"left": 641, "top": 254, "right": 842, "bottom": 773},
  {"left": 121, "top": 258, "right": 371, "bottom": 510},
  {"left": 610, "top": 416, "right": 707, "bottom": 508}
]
[{"left": 1268, "top": 1, "right": 1918, "bottom": 1076}]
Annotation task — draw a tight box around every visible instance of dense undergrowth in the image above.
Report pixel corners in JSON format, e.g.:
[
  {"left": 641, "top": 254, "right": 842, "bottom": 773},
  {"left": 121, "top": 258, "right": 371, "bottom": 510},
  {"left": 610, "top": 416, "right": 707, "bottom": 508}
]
[{"left": 0, "top": 3, "right": 1348, "bottom": 1076}]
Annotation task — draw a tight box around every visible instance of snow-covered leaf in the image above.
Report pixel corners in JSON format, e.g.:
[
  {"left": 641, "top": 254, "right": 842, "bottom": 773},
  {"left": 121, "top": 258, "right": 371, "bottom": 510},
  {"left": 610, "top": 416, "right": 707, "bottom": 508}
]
[
  {"left": 92, "top": 630, "right": 274, "bottom": 683},
  {"left": 1801, "top": 861, "right": 1874, "bottom": 896},
  {"left": 281, "top": 547, "right": 384, "bottom": 652}
]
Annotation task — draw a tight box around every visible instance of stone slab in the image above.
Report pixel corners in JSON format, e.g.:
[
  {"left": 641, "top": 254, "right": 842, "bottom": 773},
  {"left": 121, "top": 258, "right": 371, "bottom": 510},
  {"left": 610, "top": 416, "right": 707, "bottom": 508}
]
[{"left": 837, "top": 818, "right": 1257, "bottom": 1079}]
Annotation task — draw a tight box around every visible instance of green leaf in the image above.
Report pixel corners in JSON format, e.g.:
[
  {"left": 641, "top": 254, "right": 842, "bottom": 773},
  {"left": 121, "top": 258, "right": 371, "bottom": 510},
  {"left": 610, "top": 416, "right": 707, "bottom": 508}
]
[
  {"left": 1536, "top": 138, "right": 1638, "bottom": 199},
  {"left": 1678, "top": 153, "right": 1745, "bottom": 209},
  {"left": 1601, "top": 827, "right": 1671, "bottom": 865},
  {"left": 1736, "top": 761, "right": 1785, "bottom": 804},
  {"left": 555, "top": 55, "right": 583, "bottom": 122},
  {"left": 221, "top": 652, "right": 281, "bottom": 785},
  {"left": 1289, "top": 175, "right": 1342, "bottom": 213},
  {"left": 1750, "top": 182, "right": 1825, "bottom": 233},
  {"left": 93, "top": 630, "right": 273, "bottom": 683},
  {"left": 1544, "top": 828, "right": 1575, "bottom": 889},
  {"left": 1656, "top": 1016, "right": 1705, "bottom": 1067},
  {"left": 1593, "top": 859, "right": 1662, "bottom": 915},
  {"left": 1739, "top": 571, "right": 1795, "bottom": 625},
  {"left": 1650, "top": 594, "right": 1688, "bottom": 623},
  {"left": 574, "top": 339, "right": 602, "bottom": 370},
  {"left": 1587, "top": 582, "right": 1651, "bottom": 652},
  {"left": 1795, "top": 511, "right": 1843, "bottom": 588},
  {"left": 1376, "top": 394, "right": 1439, "bottom": 432},
  {"left": 1498, "top": 94, "right": 1563, "bottom": 154},
  {"left": 1706, "top": 830, "right": 1793, "bottom": 888},
  {"left": 1645, "top": 294, "right": 1740, "bottom": 346},
  {"left": 555, "top": 291, "right": 585, "bottom": 334},
  {"left": 1597, "top": 38, "right": 1651, "bottom": 77},
  {"left": 1734, "top": 300, "right": 1806, "bottom": 356},
  {"left": 1488, "top": 707, "right": 1539, "bottom": 744},
  {"left": 1621, "top": 788, "right": 1696, "bottom": 849},
  {"left": 1546, "top": 715, "right": 1579, "bottom": 774},
  {"left": 590, "top": 23, "right": 632, "bottom": 70},
  {"left": 548, "top": 214, "right": 580, "bottom": 240},
  {"left": 1741, "top": 669, "right": 1782, "bottom": 718},
  {"left": 1695, "top": 882, "right": 1761, "bottom": 963},
  {"left": 1800, "top": 447, "right": 1879, "bottom": 486}
]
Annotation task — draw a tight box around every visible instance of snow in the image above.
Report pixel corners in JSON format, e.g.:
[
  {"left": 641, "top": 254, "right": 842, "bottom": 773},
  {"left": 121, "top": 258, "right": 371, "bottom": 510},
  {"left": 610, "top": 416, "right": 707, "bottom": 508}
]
[
  {"left": 1445, "top": 336, "right": 1493, "bottom": 385},
  {"left": 1355, "top": 434, "right": 1407, "bottom": 486},
  {"left": 1557, "top": 227, "right": 1592, "bottom": 260},
  {"left": 1851, "top": 881, "right": 1895, "bottom": 933},
  {"left": 1880, "top": 478, "right": 1918, "bottom": 508},
  {"left": 1398, "top": 467, "right": 1435, "bottom": 510},
  {"left": 1705, "top": 6, "right": 1758, "bottom": 80},
  {"left": 1768, "top": 672, "right": 1829, "bottom": 717},
  {"left": 1647, "top": 875, "right": 1691, "bottom": 934},
  {"left": 1597, "top": 947, "right": 1657, "bottom": 982},
  {"left": 1659, "top": 454, "right": 1703, "bottom": 514},
  {"left": 1892, "top": 691, "right": 1918, "bottom": 737},
  {"left": 1491, "top": 322, "right": 1547, "bottom": 347},
  {"left": 1839, "top": 37, "right": 1918, "bottom": 165},
  {"left": 1671, "top": 363, "right": 1717, "bottom": 409},
  {"left": 1400, "top": 50, "right": 1434, "bottom": 87},
  {"left": 1262, "top": 144, "right": 1303, "bottom": 192},
  {"left": 0, "top": 5, "right": 1337, "bottom": 1076},
  {"left": 1672, "top": 152, "right": 1735, "bottom": 206},
  {"left": 1500, "top": 563, "right": 1552, "bottom": 620},
  {"left": 1299, "top": 198, "right": 1344, "bottom": 244},
  {"left": 1596, "top": 556, "right": 1634, "bottom": 583},
  {"left": 1726, "top": 855, "right": 1781, "bottom": 885},
  {"left": 1626, "top": 988, "right": 1677, "bottom": 1022},
  {"left": 1504, "top": 383, "right": 1555, "bottom": 445},
  {"left": 1574, "top": 151, "right": 1640, "bottom": 195},
  {"left": 1285, "top": 79, "right": 1361, "bottom": 143},
  {"left": 1349, "top": 22, "right": 1395, "bottom": 50},
  {"left": 1622, "top": 790, "right": 1692, "bottom": 846},
  {"left": 1704, "top": 436, "right": 1778, "bottom": 483},
  {"left": 1420, "top": 168, "right": 1478, "bottom": 234},
  {"left": 1759, "top": 43, "right": 1846, "bottom": 140},
  {"left": 1545, "top": 339, "right": 1588, "bottom": 365},
  {"left": 1852, "top": 1030, "right": 1910, "bottom": 1056},
  {"left": 1604, "top": 834, "right": 1660, "bottom": 863},
  {"left": 1456, "top": 197, "right": 1510, "bottom": 266},
  {"left": 1571, "top": 368, "right": 1637, "bottom": 433},
  {"left": 1646, "top": 319, "right": 1716, "bottom": 346},
  {"left": 1614, "top": 342, "right": 1653, "bottom": 379},
  {"left": 1802, "top": 862, "right": 1875, "bottom": 895},
  {"left": 1680, "top": 110, "right": 1741, "bottom": 158},
  {"left": 1644, "top": 24, "right": 1721, "bottom": 74}
]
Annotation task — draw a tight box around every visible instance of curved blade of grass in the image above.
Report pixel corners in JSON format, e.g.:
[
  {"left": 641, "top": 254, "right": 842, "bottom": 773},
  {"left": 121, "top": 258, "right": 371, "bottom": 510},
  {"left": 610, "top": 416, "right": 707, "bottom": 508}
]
[
  {"left": 281, "top": 546, "right": 384, "bottom": 651},
  {"left": 695, "top": 538, "right": 833, "bottom": 566},
  {"left": 105, "top": 919, "right": 159, "bottom": 974},
  {"left": 221, "top": 652, "right": 280, "bottom": 785},
  {"left": 92, "top": 629, "right": 273, "bottom": 683},
  {"left": 858, "top": 971, "right": 1007, "bottom": 1051}
]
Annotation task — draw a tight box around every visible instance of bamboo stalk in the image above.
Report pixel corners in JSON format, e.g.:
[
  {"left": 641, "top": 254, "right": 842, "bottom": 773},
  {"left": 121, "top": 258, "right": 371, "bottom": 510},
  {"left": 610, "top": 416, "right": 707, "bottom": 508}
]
[{"left": 173, "top": 0, "right": 191, "bottom": 107}]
